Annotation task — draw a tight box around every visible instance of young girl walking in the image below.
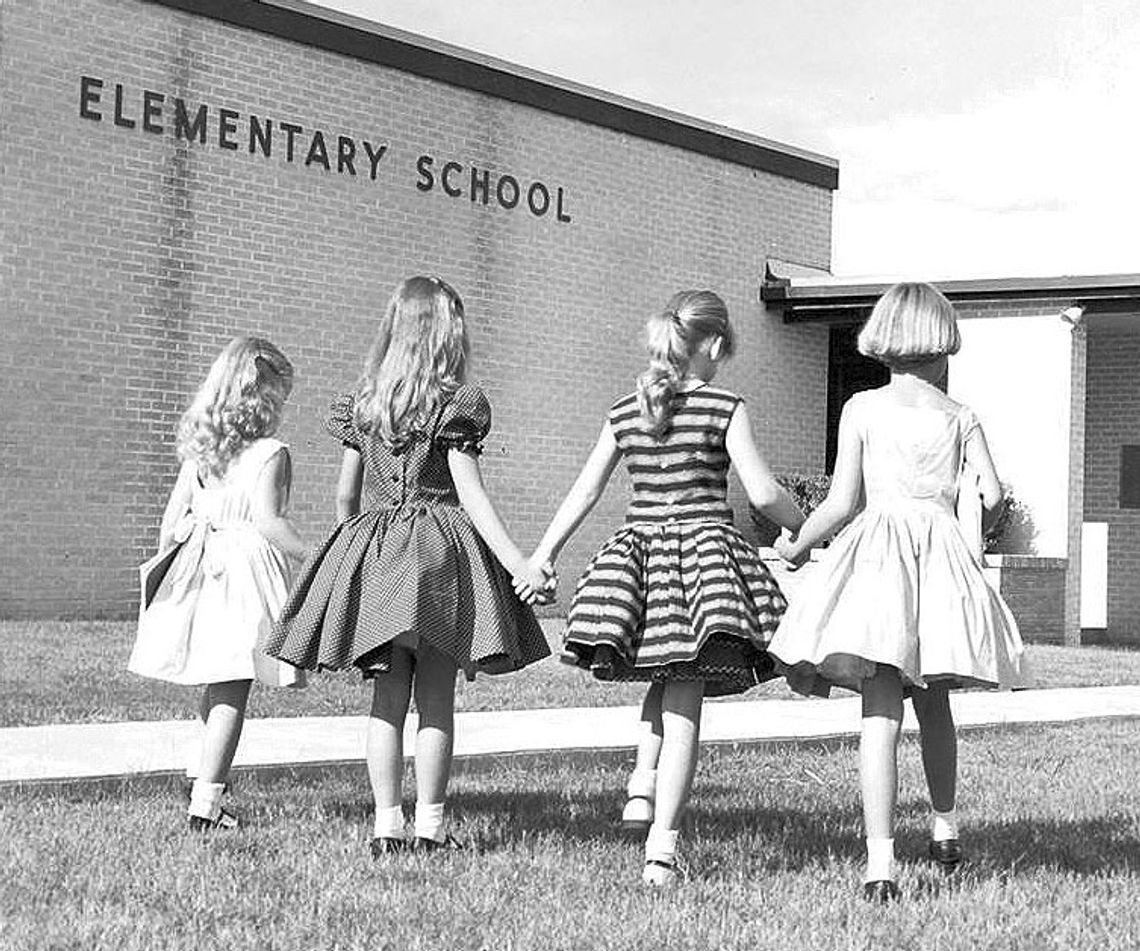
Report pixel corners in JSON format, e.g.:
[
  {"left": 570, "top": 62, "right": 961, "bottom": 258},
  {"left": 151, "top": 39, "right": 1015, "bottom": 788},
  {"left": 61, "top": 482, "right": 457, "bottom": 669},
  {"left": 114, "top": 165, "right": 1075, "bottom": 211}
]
[
  {"left": 265, "top": 275, "right": 551, "bottom": 856},
  {"left": 129, "top": 336, "right": 308, "bottom": 830},
  {"left": 769, "top": 282, "right": 1025, "bottom": 903},
  {"left": 527, "top": 290, "right": 804, "bottom": 887}
]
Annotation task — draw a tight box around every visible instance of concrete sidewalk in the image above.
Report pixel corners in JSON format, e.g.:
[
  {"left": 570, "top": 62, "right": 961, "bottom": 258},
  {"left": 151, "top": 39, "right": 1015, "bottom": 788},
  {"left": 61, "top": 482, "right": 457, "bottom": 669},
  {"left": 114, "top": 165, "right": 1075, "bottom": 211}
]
[{"left": 4, "top": 685, "right": 1140, "bottom": 786}]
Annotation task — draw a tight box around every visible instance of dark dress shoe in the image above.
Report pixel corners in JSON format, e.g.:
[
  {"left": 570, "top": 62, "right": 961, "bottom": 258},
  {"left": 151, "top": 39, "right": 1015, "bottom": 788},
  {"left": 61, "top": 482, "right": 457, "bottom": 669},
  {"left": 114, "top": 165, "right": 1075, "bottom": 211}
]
[
  {"left": 369, "top": 836, "right": 410, "bottom": 859},
  {"left": 863, "top": 880, "right": 900, "bottom": 904},
  {"left": 188, "top": 808, "right": 239, "bottom": 832},
  {"left": 928, "top": 838, "right": 962, "bottom": 870},
  {"left": 414, "top": 834, "right": 465, "bottom": 853}
]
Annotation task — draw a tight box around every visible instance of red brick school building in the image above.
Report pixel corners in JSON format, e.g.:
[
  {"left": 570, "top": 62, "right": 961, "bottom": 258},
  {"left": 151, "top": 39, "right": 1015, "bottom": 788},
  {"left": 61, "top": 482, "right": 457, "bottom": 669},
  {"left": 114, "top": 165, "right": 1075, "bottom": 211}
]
[{"left": 3, "top": 0, "right": 1139, "bottom": 645}]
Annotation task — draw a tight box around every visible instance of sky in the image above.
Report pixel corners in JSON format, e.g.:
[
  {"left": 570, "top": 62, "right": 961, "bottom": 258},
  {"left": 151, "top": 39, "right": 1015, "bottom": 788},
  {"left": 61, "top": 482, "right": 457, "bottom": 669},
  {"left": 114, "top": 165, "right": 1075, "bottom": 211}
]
[{"left": 309, "top": 0, "right": 1140, "bottom": 280}]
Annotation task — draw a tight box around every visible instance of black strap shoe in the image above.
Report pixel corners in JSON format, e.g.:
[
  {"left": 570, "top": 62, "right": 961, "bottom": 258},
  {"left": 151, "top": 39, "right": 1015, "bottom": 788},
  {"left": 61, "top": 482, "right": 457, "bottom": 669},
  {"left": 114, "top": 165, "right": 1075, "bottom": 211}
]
[
  {"left": 414, "top": 834, "right": 465, "bottom": 853},
  {"left": 188, "top": 808, "right": 239, "bottom": 832},
  {"left": 369, "top": 837, "right": 411, "bottom": 859},
  {"left": 928, "top": 838, "right": 962, "bottom": 871},
  {"left": 863, "top": 880, "right": 900, "bottom": 904}
]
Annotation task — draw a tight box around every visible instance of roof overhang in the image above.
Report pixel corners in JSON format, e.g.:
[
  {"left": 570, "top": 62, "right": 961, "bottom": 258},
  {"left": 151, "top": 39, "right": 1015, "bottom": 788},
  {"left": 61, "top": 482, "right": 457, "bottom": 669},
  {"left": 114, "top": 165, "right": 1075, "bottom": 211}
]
[
  {"left": 762, "top": 261, "right": 1140, "bottom": 324},
  {"left": 142, "top": 0, "right": 839, "bottom": 191}
]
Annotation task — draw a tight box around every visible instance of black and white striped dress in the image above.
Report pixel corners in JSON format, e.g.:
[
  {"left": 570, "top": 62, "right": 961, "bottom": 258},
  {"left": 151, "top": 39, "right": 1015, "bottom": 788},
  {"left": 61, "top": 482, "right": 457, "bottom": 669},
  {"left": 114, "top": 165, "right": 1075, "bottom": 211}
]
[{"left": 563, "top": 385, "right": 786, "bottom": 696}]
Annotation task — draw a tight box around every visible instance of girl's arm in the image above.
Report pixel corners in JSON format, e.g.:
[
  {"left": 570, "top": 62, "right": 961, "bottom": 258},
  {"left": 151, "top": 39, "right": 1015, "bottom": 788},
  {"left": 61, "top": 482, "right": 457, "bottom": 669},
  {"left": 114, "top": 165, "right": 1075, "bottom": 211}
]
[
  {"left": 334, "top": 448, "right": 364, "bottom": 522},
  {"left": 448, "top": 448, "right": 548, "bottom": 601},
  {"left": 158, "top": 461, "right": 195, "bottom": 551},
  {"left": 724, "top": 403, "right": 805, "bottom": 535},
  {"left": 964, "top": 422, "right": 1005, "bottom": 531},
  {"left": 776, "top": 397, "right": 865, "bottom": 566},
  {"left": 529, "top": 423, "right": 622, "bottom": 570},
  {"left": 251, "top": 449, "right": 308, "bottom": 561}
]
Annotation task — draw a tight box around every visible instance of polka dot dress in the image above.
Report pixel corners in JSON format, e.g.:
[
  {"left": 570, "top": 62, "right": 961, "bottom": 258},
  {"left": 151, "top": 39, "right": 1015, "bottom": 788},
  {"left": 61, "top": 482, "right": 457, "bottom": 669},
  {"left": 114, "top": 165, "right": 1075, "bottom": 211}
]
[
  {"left": 264, "top": 385, "right": 550, "bottom": 679},
  {"left": 563, "top": 386, "right": 787, "bottom": 697}
]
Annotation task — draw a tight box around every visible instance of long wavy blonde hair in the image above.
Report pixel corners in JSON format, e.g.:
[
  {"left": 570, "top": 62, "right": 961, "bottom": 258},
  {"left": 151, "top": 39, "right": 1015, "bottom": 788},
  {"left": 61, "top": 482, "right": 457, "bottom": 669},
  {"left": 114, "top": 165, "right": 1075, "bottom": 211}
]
[
  {"left": 636, "top": 289, "right": 735, "bottom": 436},
  {"left": 177, "top": 336, "right": 294, "bottom": 478},
  {"left": 354, "top": 276, "right": 469, "bottom": 449}
]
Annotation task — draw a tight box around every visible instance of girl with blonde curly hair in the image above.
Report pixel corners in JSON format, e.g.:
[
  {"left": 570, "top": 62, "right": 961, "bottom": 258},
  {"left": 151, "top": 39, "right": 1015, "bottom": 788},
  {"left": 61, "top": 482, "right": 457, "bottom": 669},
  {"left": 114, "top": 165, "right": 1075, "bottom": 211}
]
[{"left": 130, "top": 336, "right": 308, "bottom": 831}]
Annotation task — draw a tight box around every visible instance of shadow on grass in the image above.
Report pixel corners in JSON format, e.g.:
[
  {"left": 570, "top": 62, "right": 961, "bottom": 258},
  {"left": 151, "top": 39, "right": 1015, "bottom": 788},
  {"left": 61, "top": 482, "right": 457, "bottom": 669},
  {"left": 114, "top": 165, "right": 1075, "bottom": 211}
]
[{"left": 9, "top": 752, "right": 1138, "bottom": 884}]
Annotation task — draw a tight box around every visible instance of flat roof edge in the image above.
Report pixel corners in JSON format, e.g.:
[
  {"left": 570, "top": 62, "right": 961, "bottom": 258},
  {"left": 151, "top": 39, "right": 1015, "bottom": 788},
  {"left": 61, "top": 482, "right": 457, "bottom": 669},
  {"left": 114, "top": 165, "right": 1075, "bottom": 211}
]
[
  {"left": 140, "top": 0, "right": 839, "bottom": 190},
  {"left": 763, "top": 264, "right": 1140, "bottom": 314}
]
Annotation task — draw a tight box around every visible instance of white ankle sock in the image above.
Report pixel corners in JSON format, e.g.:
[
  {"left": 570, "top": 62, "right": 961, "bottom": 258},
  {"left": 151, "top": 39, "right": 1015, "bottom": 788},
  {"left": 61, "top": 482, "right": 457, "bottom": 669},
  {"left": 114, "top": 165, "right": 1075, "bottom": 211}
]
[
  {"left": 932, "top": 808, "right": 958, "bottom": 841},
  {"left": 627, "top": 769, "right": 657, "bottom": 800},
  {"left": 187, "top": 780, "right": 226, "bottom": 821},
  {"left": 644, "top": 825, "right": 679, "bottom": 865},
  {"left": 865, "top": 837, "right": 895, "bottom": 883},
  {"left": 414, "top": 802, "right": 446, "bottom": 843},
  {"left": 373, "top": 805, "right": 406, "bottom": 840}
]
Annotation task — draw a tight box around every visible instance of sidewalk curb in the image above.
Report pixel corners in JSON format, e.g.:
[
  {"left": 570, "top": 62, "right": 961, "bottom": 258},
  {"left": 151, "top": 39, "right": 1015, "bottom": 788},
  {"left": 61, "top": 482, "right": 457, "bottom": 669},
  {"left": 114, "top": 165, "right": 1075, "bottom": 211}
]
[{"left": 5, "top": 685, "right": 1140, "bottom": 790}]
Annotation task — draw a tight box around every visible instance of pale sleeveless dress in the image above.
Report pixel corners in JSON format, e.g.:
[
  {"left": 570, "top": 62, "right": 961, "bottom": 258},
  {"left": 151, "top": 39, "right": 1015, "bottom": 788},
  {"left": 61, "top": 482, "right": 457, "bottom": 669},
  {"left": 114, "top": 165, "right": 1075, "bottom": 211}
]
[
  {"left": 129, "top": 438, "right": 305, "bottom": 687},
  {"left": 768, "top": 390, "right": 1025, "bottom": 694}
]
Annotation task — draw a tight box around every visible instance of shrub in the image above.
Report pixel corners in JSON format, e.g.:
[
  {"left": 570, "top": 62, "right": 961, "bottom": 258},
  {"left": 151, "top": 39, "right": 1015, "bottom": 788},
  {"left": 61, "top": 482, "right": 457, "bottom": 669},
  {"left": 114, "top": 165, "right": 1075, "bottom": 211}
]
[{"left": 985, "top": 484, "right": 1036, "bottom": 554}]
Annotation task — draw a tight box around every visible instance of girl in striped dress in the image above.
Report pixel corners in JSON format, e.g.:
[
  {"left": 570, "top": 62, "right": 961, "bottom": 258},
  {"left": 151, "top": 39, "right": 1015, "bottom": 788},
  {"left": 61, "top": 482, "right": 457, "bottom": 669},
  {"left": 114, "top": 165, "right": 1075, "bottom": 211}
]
[
  {"left": 266, "top": 276, "right": 551, "bottom": 856},
  {"left": 528, "top": 290, "right": 804, "bottom": 886}
]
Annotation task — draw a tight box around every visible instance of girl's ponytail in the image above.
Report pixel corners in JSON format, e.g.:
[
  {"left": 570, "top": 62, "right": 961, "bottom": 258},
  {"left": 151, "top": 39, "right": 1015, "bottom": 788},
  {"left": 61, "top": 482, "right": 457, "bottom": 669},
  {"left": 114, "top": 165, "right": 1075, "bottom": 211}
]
[
  {"left": 636, "top": 291, "right": 733, "bottom": 437},
  {"left": 636, "top": 305, "right": 688, "bottom": 437}
]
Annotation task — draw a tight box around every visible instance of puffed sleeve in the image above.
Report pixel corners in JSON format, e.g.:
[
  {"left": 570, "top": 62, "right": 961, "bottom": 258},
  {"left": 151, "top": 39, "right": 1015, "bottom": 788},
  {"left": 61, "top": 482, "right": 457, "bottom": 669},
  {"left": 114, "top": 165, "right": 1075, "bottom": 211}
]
[
  {"left": 325, "top": 393, "right": 361, "bottom": 450},
  {"left": 436, "top": 385, "right": 492, "bottom": 455},
  {"left": 958, "top": 404, "right": 981, "bottom": 444}
]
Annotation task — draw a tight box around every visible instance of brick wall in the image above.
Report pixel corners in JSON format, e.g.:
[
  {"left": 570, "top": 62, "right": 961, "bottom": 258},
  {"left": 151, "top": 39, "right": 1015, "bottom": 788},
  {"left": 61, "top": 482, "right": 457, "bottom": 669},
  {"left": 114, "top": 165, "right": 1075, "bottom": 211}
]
[
  {"left": 983, "top": 558, "right": 1067, "bottom": 643},
  {"left": 0, "top": 0, "right": 833, "bottom": 617},
  {"left": 1084, "top": 322, "right": 1140, "bottom": 641}
]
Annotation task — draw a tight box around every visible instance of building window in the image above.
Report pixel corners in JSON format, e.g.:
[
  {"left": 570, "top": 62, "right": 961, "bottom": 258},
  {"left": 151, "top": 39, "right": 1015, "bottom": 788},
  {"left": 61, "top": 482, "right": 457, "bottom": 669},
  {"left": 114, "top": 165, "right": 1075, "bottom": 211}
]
[{"left": 1120, "top": 446, "right": 1140, "bottom": 508}]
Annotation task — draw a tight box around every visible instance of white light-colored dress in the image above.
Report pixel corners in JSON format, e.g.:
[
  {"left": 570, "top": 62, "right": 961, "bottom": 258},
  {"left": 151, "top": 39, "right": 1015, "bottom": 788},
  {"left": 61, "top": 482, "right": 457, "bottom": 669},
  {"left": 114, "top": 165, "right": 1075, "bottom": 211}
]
[
  {"left": 129, "top": 437, "right": 305, "bottom": 688},
  {"left": 768, "top": 391, "right": 1025, "bottom": 694}
]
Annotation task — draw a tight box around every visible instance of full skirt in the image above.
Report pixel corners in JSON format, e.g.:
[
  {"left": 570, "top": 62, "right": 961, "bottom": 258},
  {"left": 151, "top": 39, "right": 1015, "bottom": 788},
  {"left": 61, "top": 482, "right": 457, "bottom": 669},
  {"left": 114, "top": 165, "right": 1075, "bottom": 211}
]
[
  {"left": 563, "top": 521, "right": 786, "bottom": 697},
  {"left": 768, "top": 505, "right": 1026, "bottom": 695},
  {"left": 129, "top": 525, "right": 305, "bottom": 688},
  {"left": 264, "top": 503, "right": 551, "bottom": 679}
]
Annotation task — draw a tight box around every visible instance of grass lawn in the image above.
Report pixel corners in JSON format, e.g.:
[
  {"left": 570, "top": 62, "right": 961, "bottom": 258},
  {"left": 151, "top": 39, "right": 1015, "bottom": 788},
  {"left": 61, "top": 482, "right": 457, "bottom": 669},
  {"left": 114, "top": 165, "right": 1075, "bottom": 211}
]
[
  {"left": 4, "top": 718, "right": 1139, "bottom": 950},
  {"left": 5, "top": 619, "right": 1140, "bottom": 727}
]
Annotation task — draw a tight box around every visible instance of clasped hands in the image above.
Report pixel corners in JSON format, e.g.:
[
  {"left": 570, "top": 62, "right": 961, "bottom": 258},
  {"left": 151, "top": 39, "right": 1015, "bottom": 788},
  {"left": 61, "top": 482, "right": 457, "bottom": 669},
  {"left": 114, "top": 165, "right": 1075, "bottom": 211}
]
[
  {"left": 774, "top": 528, "right": 810, "bottom": 570},
  {"left": 512, "top": 554, "right": 558, "bottom": 606}
]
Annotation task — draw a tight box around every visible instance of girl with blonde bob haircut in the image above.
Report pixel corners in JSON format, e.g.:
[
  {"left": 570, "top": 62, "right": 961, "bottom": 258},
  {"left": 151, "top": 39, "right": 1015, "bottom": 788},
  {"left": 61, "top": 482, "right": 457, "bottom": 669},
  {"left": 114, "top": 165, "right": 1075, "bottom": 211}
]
[
  {"left": 131, "top": 335, "right": 308, "bottom": 832},
  {"left": 857, "top": 281, "right": 961, "bottom": 367},
  {"left": 770, "top": 281, "right": 1024, "bottom": 903}
]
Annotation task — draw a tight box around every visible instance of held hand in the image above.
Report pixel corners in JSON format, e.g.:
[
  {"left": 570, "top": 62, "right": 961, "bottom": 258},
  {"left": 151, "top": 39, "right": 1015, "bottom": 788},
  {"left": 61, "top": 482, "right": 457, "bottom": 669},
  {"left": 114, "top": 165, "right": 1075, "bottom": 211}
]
[
  {"left": 538, "top": 560, "right": 558, "bottom": 604},
  {"left": 512, "top": 556, "right": 551, "bottom": 606},
  {"left": 775, "top": 531, "right": 809, "bottom": 570}
]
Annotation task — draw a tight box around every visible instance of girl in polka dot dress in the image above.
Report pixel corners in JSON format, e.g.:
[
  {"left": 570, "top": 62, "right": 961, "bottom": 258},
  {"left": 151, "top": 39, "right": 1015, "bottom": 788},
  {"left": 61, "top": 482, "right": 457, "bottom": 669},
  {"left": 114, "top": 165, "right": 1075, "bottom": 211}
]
[
  {"left": 266, "top": 276, "right": 551, "bottom": 856},
  {"left": 527, "top": 290, "right": 805, "bottom": 887}
]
